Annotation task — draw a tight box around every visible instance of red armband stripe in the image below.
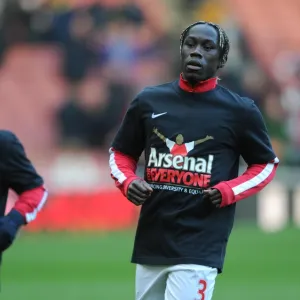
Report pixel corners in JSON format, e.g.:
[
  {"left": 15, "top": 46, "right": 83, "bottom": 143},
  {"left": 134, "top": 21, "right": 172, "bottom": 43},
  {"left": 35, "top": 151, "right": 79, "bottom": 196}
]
[{"left": 13, "top": 186, "right": 48, "bottom": 223}]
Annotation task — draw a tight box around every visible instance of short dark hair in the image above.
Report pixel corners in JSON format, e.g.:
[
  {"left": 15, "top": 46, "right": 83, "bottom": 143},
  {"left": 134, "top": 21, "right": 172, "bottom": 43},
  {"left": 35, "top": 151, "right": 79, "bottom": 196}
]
[{"left": 180, "top": 21, "right": 230, "bottom": 68}]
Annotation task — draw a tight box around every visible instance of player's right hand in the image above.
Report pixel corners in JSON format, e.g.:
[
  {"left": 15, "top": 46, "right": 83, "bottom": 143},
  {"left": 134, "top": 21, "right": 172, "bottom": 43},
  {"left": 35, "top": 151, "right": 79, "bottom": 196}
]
[{"left": 127, "top": 179, "right": 153, "bottom": 206}]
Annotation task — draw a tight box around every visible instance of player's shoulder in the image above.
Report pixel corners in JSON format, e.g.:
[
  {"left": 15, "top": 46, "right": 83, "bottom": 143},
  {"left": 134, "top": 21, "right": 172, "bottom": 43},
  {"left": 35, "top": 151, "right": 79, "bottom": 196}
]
[
  {"left": 217, "top": 85, "right": 256, "bottom": 111},
  {"left": 0, "top": 130, "right": 19, "bottom": 144},
  {"left": 136, "top": 81, "right": 176, "bottom": 100},
  {"left": 0, "top": 130, "right": 23, "bottom": 158}
]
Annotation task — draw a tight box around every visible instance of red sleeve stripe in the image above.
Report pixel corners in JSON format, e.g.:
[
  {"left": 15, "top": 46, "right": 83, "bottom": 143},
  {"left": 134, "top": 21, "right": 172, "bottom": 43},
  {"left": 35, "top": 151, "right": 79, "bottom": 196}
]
[
  {"left": 109, "top": 148, "right": 140, "bottom": 196},
  {"left": 25, "top": 188, "right": 48, "bottom": 223},
  {"left": 109, "top": 148, "right": 127, "bottom": 184},
  {"left": 232, "top": 157, "right": 279, "bottom": 197},
  {"left": 14, "top": 186, "right": 49, "bottom": 223}
]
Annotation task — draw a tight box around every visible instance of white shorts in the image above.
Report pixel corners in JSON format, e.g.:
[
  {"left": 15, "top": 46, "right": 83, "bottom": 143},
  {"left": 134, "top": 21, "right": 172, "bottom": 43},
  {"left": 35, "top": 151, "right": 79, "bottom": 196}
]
[{"left": 135, "top": 264, "right": 218, "bottom": 300}]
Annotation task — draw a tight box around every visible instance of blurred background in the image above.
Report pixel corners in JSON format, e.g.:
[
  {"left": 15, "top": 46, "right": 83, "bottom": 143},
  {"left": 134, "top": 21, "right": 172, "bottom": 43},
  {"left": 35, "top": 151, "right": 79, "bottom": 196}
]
[{"left": 0, "top": 0, "right": 299, "bottom": 299}]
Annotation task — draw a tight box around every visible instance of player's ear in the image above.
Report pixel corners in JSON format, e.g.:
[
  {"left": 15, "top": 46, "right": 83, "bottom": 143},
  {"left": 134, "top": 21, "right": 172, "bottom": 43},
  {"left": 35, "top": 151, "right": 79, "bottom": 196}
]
[
  {"left": 217, "top": 49, "right": 224, "bottom": 69},
  {"left": 217, "top": 57, "right": 223, "bottom": 69},
  {"left": 217, "top": 60, "right": 224, "bottom": 69}
]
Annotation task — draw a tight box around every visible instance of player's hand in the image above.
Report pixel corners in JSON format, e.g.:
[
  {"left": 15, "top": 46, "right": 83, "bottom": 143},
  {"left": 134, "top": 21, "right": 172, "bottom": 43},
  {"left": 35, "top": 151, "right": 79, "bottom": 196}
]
[
  {"left": 127, "top": 179, "right": 153, "bottom": 206},
  {"left": 0, "top": 209, "right": 25, "bottom": 252},
  {"left": 203, "top": 188, "right": 222, "bottom": 208}
]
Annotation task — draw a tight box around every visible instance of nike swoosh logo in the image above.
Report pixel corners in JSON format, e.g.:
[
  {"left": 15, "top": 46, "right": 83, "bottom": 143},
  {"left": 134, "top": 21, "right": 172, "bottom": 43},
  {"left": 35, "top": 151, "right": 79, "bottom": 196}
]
[{"left": 152, "top": 112, "right": 167, "bottom": 119}]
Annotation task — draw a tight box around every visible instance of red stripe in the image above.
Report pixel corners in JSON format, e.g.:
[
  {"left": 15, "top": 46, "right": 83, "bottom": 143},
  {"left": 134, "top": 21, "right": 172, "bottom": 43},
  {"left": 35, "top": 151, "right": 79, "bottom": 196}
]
[
  {"left": 13, "top": 185, "right": 46, "bottom": 217},
  {"left": 234, "top": 164, "right": 277, "bottom": 202},
  {"left": 214, "top": 163, "right": 278, "bottom": 207},
  {"left": 110, "top": 148, "right": 140, "bottom": 196},
  {"left": 112, "top": 149, "right": 138, "bottom": 178}
]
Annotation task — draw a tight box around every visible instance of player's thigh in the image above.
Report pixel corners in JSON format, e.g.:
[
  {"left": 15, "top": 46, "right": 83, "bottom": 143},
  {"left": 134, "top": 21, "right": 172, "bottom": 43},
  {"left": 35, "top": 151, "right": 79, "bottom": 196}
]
[
  {"left": 165, "top": 264, "right": 218, "bottom": 300},
  {"left": 135, "top": 264, "right": 168, "bottom": 300}
]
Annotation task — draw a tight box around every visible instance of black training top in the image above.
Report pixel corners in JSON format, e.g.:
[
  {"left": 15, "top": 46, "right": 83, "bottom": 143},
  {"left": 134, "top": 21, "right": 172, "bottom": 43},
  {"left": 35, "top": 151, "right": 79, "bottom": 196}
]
[{"left": 112, "top": 77, "right": 276, "bottom": 272}]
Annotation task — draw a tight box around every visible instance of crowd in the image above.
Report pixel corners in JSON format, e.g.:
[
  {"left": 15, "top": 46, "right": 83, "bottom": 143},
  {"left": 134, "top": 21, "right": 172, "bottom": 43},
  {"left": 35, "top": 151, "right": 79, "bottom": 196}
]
[{"left": 0, "top": 0, "right": 297, "bottom": 165}]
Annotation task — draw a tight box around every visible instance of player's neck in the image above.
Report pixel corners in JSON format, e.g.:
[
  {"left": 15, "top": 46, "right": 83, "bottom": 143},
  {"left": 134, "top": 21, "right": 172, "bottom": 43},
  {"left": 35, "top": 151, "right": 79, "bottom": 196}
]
[{"left": 179, "top": 74, "right": 218, "bottom": 93}]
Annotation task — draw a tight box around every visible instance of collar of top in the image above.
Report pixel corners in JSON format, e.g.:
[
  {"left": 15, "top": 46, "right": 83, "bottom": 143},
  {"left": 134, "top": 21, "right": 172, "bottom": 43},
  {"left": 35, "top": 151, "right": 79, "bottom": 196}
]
[{"left": 179, "top": 73, "right": 218, "bottom": 93}]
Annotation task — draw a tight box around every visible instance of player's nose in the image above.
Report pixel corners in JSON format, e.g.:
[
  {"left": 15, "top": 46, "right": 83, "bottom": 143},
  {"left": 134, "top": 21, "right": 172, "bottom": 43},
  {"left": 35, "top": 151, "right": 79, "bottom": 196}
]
[{"left": 190, "top": 45, "right": 203, "bottom": 58}]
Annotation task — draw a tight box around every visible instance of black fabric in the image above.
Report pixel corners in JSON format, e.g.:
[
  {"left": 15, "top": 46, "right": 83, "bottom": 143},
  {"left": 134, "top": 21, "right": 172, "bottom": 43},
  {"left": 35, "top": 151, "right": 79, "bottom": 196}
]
[
  {"left": 0, "top": 130, "right": 43, "bottom": 216},
  {"left": 0, "top": 131, "right": 43, "bottom": 262},
  {"left": 112, "top": 80, "right": 276, "bottom": 272},
  {"left": 0, "top": 209, "right": 24, "bottom": 252}
]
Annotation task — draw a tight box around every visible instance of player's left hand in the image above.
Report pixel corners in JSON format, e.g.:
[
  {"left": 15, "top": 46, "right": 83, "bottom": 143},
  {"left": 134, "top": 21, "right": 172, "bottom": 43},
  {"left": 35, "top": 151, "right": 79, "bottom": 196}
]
[
  {"left": 203, "top": 188, "right": 222, "bottom": 208},
  {"left": 0, "top": 209, "right": 25, "bottom": 252}
]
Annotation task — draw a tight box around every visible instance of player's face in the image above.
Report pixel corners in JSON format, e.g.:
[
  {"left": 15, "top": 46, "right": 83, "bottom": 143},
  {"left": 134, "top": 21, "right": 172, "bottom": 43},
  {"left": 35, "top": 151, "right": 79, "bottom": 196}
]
[
  {"left": 176, "top": 134, "right": 184, "bottom": 145},
  {"left": 181, "top": 24, "right": 220, "bottom": 83}
]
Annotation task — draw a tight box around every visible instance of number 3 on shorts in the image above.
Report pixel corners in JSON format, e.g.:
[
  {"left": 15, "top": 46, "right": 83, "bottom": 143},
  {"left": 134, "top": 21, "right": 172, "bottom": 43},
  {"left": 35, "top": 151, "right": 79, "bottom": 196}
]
[{"left": 198, "top": 279, "right": 207, "bottom": 300}]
